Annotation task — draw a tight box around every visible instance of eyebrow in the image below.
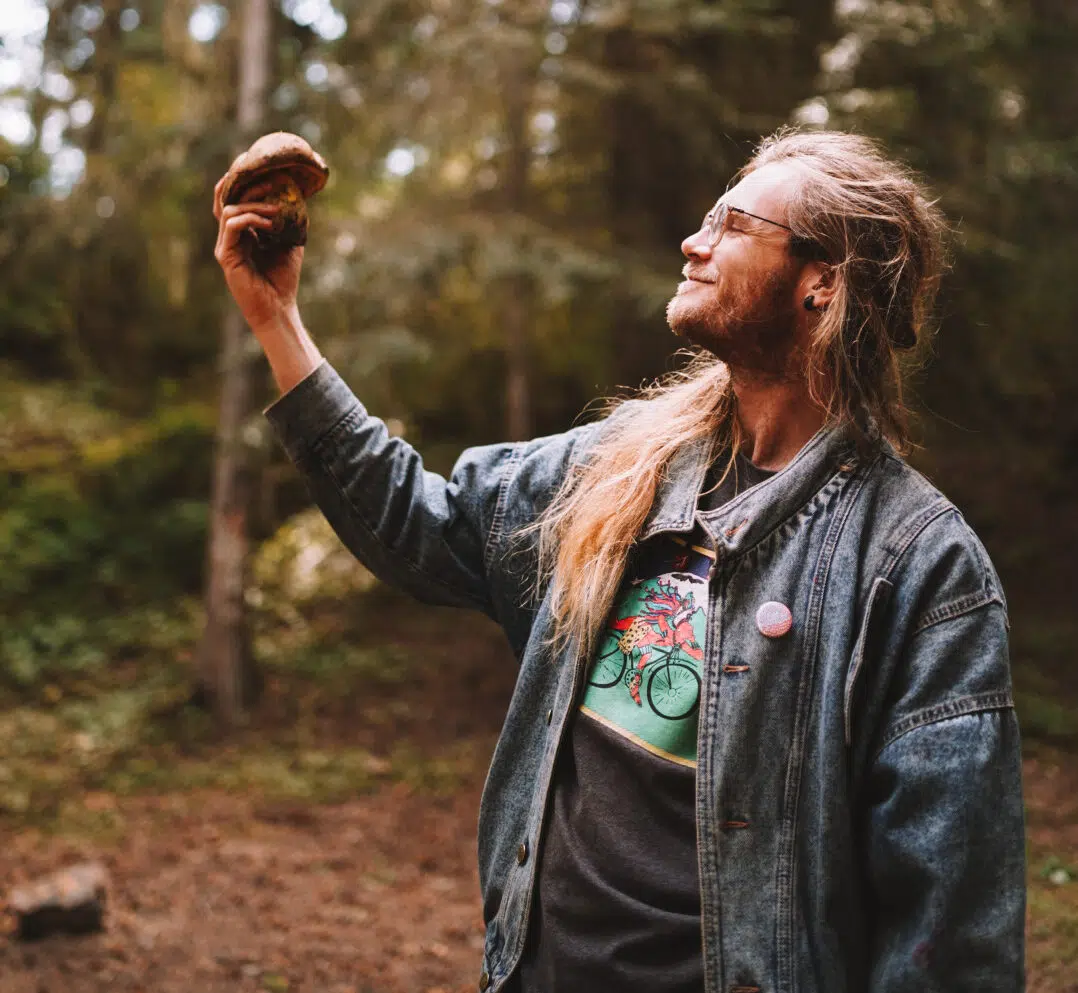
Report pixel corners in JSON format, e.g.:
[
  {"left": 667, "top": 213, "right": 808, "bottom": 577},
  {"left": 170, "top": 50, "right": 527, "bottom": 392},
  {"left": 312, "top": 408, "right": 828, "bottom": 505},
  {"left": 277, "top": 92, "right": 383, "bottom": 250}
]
[{"left": 727, "top": 204, "right": 793, "bottom": 233}]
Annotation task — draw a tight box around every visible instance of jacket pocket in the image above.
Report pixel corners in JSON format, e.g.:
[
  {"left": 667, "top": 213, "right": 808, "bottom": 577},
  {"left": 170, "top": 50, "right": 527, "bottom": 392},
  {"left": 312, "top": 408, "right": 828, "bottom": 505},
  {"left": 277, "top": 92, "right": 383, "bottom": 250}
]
[{"left": 844, "top": 576, "right": 893, "bottom": 746}]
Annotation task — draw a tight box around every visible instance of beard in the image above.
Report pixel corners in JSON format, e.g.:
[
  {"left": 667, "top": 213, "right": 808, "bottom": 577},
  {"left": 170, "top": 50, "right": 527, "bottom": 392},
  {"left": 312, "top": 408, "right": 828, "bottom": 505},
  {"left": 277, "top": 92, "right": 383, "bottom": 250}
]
[{"left": 666, "top": 264, "right": 801, "bottom": 380}]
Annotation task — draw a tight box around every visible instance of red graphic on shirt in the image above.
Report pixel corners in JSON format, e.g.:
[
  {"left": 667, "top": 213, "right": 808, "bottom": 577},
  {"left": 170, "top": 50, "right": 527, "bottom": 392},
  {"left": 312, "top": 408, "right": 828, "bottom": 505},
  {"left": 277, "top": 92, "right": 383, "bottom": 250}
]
[{"left": 608, "top": 580, "right": 704, "bottom": 706}]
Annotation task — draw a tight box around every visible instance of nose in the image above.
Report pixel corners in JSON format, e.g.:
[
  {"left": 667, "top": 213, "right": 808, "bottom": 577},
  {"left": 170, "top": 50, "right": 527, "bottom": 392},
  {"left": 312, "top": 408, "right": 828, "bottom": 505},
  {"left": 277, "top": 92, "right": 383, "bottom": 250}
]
[{"left": 681, "top": 228, "right": 712, "bottom": 262}]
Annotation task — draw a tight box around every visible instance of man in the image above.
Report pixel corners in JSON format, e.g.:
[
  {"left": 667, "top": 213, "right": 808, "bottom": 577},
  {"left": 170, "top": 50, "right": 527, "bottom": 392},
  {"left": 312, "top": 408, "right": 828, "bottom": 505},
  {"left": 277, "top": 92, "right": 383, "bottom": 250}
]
[{"left": 214, "top": 129, "right": 1025, "bottom": 992}]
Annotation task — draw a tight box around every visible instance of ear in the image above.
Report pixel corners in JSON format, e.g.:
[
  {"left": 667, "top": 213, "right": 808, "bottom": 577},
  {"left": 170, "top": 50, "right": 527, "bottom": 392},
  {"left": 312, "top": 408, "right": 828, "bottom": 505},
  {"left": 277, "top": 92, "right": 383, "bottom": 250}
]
[{"left": 799, "top": 261, "right": 837, "bottom": 310}]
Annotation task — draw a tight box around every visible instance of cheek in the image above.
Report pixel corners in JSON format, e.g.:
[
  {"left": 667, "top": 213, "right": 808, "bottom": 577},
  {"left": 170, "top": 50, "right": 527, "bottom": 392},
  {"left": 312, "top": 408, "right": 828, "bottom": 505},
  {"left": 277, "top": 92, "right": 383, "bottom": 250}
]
[
  {"left": 713, "top": 270, "right": 752, "bottom": 308},
  {"left": 712, "top": 251, "right": 752, "bottom": 293}
]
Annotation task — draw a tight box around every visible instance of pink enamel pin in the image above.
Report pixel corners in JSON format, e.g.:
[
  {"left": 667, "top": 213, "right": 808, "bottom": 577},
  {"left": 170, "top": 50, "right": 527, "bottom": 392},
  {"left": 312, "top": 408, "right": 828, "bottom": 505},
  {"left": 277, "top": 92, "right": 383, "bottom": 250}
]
[{"left": 756, "top": 601, "right": 793, "bottom": 638}]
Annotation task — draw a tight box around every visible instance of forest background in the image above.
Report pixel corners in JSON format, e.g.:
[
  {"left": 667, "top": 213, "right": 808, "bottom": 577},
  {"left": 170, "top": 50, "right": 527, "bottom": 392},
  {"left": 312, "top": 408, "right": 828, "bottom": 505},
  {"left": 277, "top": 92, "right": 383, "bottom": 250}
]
[{"left": 0, "top": 0, "right": 1076, "bottom": 989}]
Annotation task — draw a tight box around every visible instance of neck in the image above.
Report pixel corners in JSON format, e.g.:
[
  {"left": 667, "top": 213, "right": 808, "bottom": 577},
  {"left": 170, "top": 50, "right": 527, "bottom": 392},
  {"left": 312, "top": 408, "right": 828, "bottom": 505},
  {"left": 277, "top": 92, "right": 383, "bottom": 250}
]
[{"left": 730, "top": 370, "right": 826, "bottom": 471}]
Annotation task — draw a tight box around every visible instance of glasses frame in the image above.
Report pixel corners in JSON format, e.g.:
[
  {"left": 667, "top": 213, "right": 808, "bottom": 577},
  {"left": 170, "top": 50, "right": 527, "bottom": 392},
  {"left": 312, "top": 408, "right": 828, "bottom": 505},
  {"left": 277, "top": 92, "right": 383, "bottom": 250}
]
[{"left": 702, "top": 201, "right": 794, "bottom": 248}]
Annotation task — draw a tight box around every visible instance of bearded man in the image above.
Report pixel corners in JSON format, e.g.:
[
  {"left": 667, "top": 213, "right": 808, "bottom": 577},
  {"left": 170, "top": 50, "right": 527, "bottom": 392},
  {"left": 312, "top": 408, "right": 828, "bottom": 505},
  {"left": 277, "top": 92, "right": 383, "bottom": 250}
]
[{"left": 214, "top": 130, "right": 1025, "bottom": 993}]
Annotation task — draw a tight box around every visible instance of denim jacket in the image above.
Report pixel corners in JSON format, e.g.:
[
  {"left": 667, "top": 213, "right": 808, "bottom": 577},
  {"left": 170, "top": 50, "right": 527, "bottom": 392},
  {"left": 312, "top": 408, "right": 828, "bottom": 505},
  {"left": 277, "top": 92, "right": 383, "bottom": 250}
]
[{"left": 266, "top": 361, "right": 1025, "bottom": 993}]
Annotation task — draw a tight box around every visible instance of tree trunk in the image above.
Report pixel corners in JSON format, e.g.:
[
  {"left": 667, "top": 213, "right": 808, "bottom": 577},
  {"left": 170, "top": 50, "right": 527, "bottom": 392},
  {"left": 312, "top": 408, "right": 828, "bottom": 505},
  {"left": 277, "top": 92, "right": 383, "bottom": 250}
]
[
  {"left": 502, "top": 68, "right": 533, "bottom": 442},
  {"left": 195, "top": 0, "right": 271, "bottom": 724},
  {"left": 28, "top": 0, "right": 58, "bottom": 167},
  {"left": 83, "top": 0, "right": 125, "bottom": 162}
]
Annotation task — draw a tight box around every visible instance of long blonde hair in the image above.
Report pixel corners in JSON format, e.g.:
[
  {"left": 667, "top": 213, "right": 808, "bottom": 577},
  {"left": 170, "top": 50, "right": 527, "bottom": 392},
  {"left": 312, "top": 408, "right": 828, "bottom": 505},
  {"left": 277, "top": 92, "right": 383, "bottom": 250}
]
[{"left": 522, "top": 129, "right": 946, "bottom": 658}]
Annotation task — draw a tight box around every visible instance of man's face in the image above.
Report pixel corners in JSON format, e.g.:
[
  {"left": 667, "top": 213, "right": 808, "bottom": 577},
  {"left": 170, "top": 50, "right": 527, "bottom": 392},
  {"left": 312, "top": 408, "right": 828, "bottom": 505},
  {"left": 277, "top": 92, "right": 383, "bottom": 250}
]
[{"left": 666, "top": 161, "right": 806, "bottom": 378}]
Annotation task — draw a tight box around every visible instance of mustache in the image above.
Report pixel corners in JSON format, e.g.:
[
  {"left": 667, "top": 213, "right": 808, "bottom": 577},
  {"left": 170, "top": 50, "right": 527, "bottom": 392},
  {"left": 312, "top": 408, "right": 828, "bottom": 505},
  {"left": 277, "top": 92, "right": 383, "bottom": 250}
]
[{"left": 682, "top": 264, "right": 715, "bottom": 283}]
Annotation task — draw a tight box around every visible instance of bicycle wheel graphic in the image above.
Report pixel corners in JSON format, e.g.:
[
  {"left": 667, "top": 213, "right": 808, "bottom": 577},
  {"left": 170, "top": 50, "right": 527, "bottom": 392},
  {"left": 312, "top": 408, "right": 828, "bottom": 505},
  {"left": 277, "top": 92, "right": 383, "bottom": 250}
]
[
  {"left": 647, "top": 661, "right": 700, "bottom": 720},
  {"left": 588, "top": 647, "right": 627, "bottom": 688}
]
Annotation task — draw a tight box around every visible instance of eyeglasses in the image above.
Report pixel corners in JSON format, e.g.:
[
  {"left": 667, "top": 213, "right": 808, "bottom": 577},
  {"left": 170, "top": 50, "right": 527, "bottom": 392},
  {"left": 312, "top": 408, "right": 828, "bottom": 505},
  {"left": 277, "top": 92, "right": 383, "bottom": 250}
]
[{"left": 701, "top": 201, "right": 794, "bottom": 248}]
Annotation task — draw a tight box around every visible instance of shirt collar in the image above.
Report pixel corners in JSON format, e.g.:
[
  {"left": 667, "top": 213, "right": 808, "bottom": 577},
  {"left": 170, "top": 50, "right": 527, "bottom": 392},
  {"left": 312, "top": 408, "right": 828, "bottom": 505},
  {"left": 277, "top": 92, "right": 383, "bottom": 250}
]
[{"left": 639, "top": 420, "right": 861, "bottom": 556}]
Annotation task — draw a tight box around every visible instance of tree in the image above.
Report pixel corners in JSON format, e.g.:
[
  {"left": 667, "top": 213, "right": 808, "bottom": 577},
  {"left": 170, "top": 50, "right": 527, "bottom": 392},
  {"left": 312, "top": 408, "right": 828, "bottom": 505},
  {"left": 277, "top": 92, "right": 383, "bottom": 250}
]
[{"left": 195, "top": 0, "right": 273, "bottom": 723}]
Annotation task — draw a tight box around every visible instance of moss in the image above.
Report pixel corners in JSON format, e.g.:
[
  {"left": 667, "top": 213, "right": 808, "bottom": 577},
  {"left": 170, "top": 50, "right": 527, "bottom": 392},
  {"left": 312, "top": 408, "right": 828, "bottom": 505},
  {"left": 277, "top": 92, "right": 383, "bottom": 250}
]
[
  {"left": 1016, "top": 688, "right": 1078, "bottom": 743},
  {"left": 1026, "top": 884, "right": 1078, "bottom": 985}
]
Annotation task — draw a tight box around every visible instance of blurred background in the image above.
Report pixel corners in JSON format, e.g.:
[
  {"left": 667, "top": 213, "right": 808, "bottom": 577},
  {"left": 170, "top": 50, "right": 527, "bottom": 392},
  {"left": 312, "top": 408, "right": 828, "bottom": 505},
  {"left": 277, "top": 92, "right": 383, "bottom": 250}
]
[{"left": 0, "top": 0, "right": 1075, "bottom": 990}]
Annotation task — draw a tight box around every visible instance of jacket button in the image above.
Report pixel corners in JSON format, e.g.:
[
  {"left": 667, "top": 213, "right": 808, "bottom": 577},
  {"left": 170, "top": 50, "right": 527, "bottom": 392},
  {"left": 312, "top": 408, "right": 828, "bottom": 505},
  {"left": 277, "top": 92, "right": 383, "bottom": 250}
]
[
  {"left": 478, "top": 971, "right": 490, "bottom": 991},
  {"left": 545, "top": 708, "right": 553, "bottom": 725},
  {"left": 517, "top": 840, "right": 529, "bottom": 865}
]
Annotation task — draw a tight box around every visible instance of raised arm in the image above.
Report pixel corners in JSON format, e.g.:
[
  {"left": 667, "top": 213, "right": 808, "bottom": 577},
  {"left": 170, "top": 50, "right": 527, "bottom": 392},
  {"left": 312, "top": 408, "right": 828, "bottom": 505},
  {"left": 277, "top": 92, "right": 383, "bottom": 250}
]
[
  {"left": 263, "top": 363, "right": 528, "bottom": 615},
  {"left": 211, "top": 168, "right": 595, "bottom": 620}
]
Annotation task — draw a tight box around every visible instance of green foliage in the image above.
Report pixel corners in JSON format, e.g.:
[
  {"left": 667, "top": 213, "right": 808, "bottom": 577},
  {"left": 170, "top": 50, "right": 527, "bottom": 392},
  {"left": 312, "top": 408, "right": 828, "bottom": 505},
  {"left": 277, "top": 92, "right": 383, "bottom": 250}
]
[
  {"left": 0, "top": 384, "right": 213, "bottom": 687},
  {"left": 0, "top": 598, "right": 492, "bottom": 829},
  {"left": 0, "top": 0, "right": 1073, "bottom": 728},
  {"left": 0, "top": 685, "right": 392, "bottom": 823}
]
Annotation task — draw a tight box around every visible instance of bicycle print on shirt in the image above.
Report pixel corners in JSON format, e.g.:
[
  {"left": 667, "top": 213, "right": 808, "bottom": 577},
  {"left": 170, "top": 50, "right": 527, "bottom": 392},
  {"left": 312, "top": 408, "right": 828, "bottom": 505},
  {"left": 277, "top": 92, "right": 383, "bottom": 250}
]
[{"left": 579, "top": 533, "right": 712, "bottom": 768}]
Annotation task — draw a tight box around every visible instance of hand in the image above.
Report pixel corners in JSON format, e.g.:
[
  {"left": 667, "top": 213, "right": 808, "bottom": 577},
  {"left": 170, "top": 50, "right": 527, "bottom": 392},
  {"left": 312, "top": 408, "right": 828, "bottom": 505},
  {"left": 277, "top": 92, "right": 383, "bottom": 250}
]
[{"left": 213, "top": 174, "right": 304, "bottom": 334}]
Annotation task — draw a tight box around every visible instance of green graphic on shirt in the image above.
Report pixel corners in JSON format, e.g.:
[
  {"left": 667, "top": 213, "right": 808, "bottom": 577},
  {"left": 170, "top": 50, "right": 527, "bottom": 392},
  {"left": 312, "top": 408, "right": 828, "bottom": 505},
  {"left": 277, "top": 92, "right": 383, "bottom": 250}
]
[{"left": 581, "top": 573, "right": 706, "bottom": 767}]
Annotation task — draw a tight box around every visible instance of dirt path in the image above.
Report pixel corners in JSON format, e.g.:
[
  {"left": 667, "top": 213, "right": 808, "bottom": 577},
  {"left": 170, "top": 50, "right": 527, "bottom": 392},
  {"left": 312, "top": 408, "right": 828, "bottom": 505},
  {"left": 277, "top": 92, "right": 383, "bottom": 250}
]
[
  {"left": 0, "top": 606, "right": 515, "bottom": 993},
  {"left": 0, "top": 781, "right": 489, "bottom": 993},
  {"left": 3, "top": 752, "right": 1077, "bottom": 992}
]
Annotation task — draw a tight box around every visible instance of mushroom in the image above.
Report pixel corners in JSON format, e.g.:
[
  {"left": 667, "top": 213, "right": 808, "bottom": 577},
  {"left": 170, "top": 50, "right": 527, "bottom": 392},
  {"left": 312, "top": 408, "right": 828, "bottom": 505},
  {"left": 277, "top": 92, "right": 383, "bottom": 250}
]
[{"left": 220, "top": 132, "right": 329, "bottom": 263}]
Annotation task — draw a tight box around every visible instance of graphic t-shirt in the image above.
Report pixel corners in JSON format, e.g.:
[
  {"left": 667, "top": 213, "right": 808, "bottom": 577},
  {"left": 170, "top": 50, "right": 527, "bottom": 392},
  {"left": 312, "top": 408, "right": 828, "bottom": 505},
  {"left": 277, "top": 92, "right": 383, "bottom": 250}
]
[{"left": 515, "top": 454, "right": 774, "bottom": 993}]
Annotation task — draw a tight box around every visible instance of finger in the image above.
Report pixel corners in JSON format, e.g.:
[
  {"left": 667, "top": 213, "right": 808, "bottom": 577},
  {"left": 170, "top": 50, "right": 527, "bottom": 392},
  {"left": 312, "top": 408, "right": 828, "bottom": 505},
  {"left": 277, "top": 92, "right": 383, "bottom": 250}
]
[
  {"left": 216, "top": 216, "right": 273, "bottom": 270},
  {"left": 215, "top": 202, "right": 280, "bottom": 253},
  {"left": 213, "top": 175, "right": 225, "bottom": 220},
  {"left": 215, "top": 213, "right": 275, "bottom": 263},
  {"left": 219, "top": 201, "right": 281, "bottom": 221},
  {"left": 221, "top": 212, "right": 275, "bottom": 247}
]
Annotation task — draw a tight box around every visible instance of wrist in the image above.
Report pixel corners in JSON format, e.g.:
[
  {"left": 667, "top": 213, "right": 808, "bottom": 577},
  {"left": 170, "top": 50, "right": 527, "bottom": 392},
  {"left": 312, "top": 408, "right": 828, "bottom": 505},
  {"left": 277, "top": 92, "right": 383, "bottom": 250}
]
[
  {"left": 251, "top": 305, "right": 324, "bottom": 395},
  {"left": 251, "top": 303, "right": 304, "bottom": 341}
]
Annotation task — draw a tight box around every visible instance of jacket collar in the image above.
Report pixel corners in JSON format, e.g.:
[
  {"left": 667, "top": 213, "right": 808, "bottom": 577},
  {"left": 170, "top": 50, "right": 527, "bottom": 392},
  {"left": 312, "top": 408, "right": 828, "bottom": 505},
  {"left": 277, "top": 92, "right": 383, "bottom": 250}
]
[{"left": 639, "top": 420, "right": 860, "bottom": 557}]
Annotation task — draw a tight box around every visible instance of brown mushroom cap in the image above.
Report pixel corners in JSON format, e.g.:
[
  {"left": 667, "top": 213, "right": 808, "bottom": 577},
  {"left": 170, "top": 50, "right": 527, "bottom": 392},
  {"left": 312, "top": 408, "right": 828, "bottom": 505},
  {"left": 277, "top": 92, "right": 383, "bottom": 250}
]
[{"left": 221, "top": 132, "right": 329, "bottom": 205}]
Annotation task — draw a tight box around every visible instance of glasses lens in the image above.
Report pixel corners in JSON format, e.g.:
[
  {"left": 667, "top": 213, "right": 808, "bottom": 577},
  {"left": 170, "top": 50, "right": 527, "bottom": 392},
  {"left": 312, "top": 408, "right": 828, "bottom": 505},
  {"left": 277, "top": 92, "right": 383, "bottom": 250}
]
[{"left": 706, "top": 202, "right": 727, "bottom": 247}]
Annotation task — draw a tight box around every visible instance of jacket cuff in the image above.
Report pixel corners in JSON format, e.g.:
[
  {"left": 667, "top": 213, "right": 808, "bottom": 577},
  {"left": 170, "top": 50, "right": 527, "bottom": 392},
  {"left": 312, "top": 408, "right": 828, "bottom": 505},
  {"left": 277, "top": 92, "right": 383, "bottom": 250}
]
[{"left": 263, "top": 359, "right": 364, "bottom": 462}]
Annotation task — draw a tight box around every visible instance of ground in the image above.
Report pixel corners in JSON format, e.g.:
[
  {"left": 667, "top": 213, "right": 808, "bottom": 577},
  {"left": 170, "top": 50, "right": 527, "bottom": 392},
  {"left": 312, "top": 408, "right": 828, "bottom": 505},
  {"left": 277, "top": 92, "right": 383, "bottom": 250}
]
[
  {"left": 0, "top": 785, "right": 489, "bottom": 993},
  {"left": 1, "top": 605, "right": 1076, "bottom": 991}
]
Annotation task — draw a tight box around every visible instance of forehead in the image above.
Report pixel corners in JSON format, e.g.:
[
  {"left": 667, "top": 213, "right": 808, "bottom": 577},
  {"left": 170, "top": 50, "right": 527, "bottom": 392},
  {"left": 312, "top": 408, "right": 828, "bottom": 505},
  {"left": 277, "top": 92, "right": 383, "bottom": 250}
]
[{"left": 719, "top": 160, "right": 803, "bottom": 222}]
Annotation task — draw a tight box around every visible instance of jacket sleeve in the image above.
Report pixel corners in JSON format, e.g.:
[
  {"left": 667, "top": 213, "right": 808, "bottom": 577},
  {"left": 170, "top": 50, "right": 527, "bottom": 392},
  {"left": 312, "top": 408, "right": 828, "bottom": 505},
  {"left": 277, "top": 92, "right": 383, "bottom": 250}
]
[
  {"left": 264, "top": 361, "right": 594, "bottom": 619},
  {"left": 861, "top": 525, "right": 1025, "bottom": 992}
]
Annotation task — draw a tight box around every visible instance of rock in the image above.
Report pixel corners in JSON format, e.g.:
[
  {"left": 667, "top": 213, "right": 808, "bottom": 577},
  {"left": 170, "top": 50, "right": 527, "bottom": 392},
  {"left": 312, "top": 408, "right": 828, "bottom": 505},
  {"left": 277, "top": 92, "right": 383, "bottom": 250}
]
[{"left": 10, "top": 862, "right": 108, "bottom": 941}]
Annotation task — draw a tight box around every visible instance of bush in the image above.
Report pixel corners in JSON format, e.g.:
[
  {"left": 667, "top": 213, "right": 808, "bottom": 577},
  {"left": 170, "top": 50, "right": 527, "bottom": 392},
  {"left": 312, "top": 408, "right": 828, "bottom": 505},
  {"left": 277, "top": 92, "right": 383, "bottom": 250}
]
[{"left": 0, "top": 394, "right": 214, "bottom": 688}]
